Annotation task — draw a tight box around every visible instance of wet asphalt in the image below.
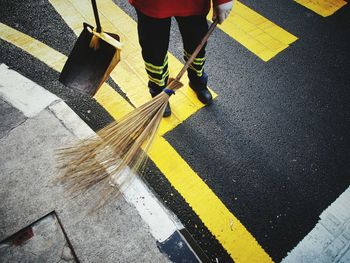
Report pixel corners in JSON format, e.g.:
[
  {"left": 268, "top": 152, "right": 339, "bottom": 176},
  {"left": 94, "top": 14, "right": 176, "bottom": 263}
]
[{"left": 1, "top": 0, "right": 349, "bottom": 262}]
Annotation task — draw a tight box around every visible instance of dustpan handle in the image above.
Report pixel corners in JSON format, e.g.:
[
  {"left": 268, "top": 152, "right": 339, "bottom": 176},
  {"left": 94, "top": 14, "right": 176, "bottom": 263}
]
[
  {"left": 173, "top": 20, "right": 218, "bottom": 85},
  {"left": 91, "top": 0, "right": 102, "bottom": 33}
]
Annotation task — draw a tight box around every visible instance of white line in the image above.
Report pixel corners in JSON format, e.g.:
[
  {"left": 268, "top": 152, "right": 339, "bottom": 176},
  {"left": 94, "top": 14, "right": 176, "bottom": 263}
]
[
  {"left": 0, "top": 64, "right": 59, "bottom": 117},
  {"left": 123, "top": 178, "right": 182, "bottom": 242},
  {"left": 49, "top": 100, "right": 95, "bottom": 139},
  {"left": 117, "top": 168, "right": 183, "bottom": 242},
  {"left": 282, "top": 186, "right": 350, "bottom": 263}
]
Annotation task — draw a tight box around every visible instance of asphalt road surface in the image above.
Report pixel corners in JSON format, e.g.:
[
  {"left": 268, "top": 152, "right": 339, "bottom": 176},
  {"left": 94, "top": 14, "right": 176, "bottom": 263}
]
[{"left": 1, "top": 0, "right": 349, "bottom": 262}]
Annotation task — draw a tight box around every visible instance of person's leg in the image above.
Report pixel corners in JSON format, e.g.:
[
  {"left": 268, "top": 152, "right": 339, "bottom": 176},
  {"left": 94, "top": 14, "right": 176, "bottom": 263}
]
[
  {"left": 136, "top": 9, "right": 172, "bottom": 116},
  {"left": 175, "top": 15, "right": 212, "bottom": 105}
]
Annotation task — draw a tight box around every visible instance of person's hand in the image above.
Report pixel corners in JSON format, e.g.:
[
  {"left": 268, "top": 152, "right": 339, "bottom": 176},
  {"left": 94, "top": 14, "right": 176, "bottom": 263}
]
[{"left": 212, "top": 1, "right": 234, "bottom": 24}]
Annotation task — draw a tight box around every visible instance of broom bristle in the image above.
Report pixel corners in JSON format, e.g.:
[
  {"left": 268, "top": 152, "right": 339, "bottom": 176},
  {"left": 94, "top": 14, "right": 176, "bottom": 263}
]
[
  {"left": 57, "top": 20, "right": 218, "bottom": 208},
  {"left": 56, "top": 91, "right": 171, "bottom": 205},
  {"left": 89, "top": 35, "right": 100, "bottom": 51}
]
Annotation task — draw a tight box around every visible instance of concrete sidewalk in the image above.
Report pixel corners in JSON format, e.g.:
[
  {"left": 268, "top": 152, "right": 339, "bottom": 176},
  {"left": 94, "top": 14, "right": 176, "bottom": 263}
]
[{"left": 0, "top": 64, "right": 200, "bottom": 262}]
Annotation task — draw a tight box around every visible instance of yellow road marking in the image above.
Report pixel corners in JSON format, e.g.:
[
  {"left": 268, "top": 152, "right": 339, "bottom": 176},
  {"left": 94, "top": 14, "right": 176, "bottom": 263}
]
[
  {"left": 209, "top": 1, "right": 298, "bottom": 61},
  {"left": 49, "top": 1, "right": 273, "bottom": 261},
  {"left": 0, "top": 23, "right": 65, "bottom": 72},
  {"left": 0, "top": 22, "right": 133, "bottom": 119},
  {"left": 295, "top": 0, "right": 347, "bottom": 17},
  {"left": 149, "top": 137, "right": 273, "bottom": 262}
]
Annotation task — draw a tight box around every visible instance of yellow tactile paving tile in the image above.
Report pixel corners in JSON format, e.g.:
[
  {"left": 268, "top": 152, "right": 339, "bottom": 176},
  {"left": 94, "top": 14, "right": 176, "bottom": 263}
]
[
  {"left": 295, "top": 0, "right": 347, "bottom": 17},
  {"left": 209, "top": 1, "right": 298, "bottom": 61},
  {"left": 149, "top": 137, "right": 273, "bottom": 263},
  {"left": 0, "top": 22, "right": 132, "bottom": 120},
  {"left": 50, "top": 0, "right": 217, "bottom": 136},
  {"left": 93, "top": 84, "right": 134, "bottom": 120},
  {"left": 47, "top": 0, "right": 82, "bottom": 34}
]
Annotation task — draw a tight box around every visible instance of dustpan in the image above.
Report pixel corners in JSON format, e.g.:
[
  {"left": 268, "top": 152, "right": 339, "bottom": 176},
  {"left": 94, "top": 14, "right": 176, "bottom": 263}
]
[{"left": 59, "top": 0, "right": 122, "bottom": 96}]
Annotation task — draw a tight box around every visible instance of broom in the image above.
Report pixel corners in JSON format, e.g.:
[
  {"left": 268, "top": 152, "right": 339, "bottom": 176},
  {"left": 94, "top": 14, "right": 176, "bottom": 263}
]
[
  {"left": 89, "top": 0, "right": 102, "bottom": 51},
  {"left": 57, "top": 20, "right": 218, "bottom": 203}
]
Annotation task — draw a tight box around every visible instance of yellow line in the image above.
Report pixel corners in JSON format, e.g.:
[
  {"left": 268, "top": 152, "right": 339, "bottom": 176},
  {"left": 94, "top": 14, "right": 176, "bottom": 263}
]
[
  {"left": 294, "top": 0, "right": 347, "bottom": 17},
  {"left": 48, "top": 1, "right": 274, "bottom": 261},
  {"left": 0, "top": 23, "right": 65, "bottom": 72},
  {"left": 149, "top": 137, "right": 273, "bottom": 262},
  {"left": 209, "top": 1, "right": 298, "bottom": 61},
  {"left": 0, "top": 22, "right": 133, "bottom": 120}
]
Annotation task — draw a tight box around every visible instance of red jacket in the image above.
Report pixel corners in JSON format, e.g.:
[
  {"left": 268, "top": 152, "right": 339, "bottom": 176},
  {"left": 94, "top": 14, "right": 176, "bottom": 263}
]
[{"left": 129, "top": 0, "right": 231, "bottom": 18}]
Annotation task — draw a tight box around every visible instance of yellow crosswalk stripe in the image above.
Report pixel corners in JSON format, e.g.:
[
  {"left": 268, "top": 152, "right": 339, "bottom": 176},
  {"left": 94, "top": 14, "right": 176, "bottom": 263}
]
[
  {"left": 209, "top": 1, "right": 298, "bottom": 61},
  {"left": 294, "top": 0, "right": 347, "bottom": 17}
]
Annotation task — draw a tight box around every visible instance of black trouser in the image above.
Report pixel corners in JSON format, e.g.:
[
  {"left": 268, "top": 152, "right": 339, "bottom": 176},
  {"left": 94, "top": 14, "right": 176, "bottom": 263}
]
[{"left": 136, "top": 9, "right": 209, "bottom": 94}]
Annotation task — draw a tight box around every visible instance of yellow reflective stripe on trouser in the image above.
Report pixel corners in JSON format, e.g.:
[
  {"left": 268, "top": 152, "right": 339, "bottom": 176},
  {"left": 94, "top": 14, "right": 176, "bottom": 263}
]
[
  {"left": 148, "top": 69, "right": 169, "bottom": 86},
  {"left": 189, "top": 65, "right": 204, "bottom": 77},
  {"left": 184, "top": 49, "right": 206, "bottom": 66},
  {"left": 184, "top": 49, "right": 205, "bottom": 76},
  {"left": 144, "top": 55, "right": 168, "bottom": 74}
]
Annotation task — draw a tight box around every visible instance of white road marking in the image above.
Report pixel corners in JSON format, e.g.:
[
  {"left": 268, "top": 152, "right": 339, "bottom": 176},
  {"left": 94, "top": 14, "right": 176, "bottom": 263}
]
[
  {"left": 282, "top": 186, "right": 350, "bottom": 263},
  {"left": 0, "top": 64, "right": 59, "bottom": 117}
]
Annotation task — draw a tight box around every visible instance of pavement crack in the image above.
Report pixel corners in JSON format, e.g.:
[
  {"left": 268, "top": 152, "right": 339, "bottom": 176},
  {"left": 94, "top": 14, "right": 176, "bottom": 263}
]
[
  {"left": 0, "top": 118, "right": 28, "bottom": 141},
  {"left": 47, "top": 106, "right": 77, "bottom": 138}
]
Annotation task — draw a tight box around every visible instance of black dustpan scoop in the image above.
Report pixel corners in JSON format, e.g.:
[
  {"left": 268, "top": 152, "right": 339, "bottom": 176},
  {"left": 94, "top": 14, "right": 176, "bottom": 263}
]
[{"left": 59, "top": 0, "right": 122, "bottom": 96}]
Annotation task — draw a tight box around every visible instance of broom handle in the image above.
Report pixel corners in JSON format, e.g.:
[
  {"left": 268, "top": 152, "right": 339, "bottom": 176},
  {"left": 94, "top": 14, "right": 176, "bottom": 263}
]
[
  {"left": 171, "top": 20, "right": 218, "bottom": 89},
  {"left": 91, "top": 0, "right": 102, "bottom": 33}
]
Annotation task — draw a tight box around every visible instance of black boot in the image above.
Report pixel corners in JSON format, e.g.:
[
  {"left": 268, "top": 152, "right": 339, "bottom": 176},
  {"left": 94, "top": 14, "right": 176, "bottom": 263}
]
[
  {"left": 188, "top": 71, "right": 212, "bottom": 105},
  {"left": 149, "top": 85, "right": 171, "bottom": 117}
]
